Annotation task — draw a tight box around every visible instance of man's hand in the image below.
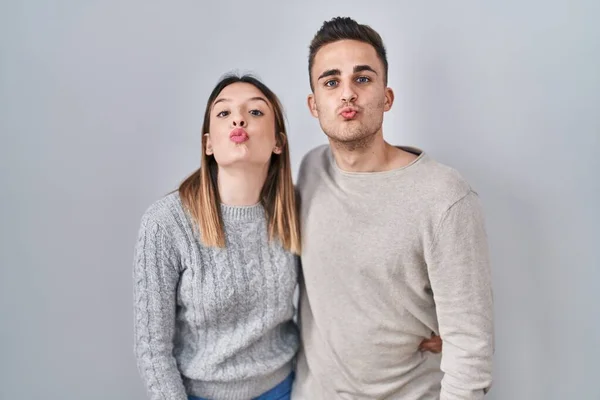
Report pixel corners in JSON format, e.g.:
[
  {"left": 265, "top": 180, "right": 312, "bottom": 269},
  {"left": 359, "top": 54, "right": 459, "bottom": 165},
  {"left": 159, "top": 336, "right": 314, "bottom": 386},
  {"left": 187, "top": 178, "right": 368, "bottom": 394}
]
[{"left": 419, "top": 333, "right": 442, "bottom": 353}]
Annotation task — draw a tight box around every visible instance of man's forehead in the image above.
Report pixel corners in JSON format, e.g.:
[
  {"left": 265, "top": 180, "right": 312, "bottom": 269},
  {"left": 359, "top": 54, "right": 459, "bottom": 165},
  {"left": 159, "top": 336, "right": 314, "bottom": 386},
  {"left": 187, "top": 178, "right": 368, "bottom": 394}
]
[{"left": 313, "top": 40, "right": 382, "bottom": 72}]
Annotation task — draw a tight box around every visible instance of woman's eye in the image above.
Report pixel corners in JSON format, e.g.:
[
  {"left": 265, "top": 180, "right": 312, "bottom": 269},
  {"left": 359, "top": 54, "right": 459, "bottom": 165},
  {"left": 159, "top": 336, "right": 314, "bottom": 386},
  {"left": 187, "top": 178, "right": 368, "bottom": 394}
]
[
  {"left": 216, "top": 110, "right": 229, "bottom": 117},
  {"left": 249, "top": 109, "right": 264, "bottom": 116}
]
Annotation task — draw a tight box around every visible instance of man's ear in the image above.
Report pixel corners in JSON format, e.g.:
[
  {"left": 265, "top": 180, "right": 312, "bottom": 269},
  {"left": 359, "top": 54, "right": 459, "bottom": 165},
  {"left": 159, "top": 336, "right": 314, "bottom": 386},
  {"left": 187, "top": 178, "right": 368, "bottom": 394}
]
[
  {"left": 384, "top": 87, "right": 395, "bottom": 112},
  {"left": 307, "top": 94, "right": 319, "bottom": 118},
  {"left": 204, "top": 133, "right": 213, "bottom": 155}
]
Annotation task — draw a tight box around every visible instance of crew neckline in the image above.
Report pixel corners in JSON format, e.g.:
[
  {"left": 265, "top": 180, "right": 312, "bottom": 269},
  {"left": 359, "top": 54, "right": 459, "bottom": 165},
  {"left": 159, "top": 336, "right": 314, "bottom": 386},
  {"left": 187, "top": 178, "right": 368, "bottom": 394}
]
[
  {"left": 329, "top": 146, "right": 427, "bottom": 178},
  {"left": 220, "top": 202, "right": 264, "bottom": 222}
]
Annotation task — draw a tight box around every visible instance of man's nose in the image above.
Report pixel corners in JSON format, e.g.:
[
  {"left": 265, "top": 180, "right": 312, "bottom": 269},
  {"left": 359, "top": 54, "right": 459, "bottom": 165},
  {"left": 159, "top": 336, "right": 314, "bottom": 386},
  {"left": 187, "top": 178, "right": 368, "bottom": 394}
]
[{"left": 340, "top": 83, "right": 357, "bottom": 103}]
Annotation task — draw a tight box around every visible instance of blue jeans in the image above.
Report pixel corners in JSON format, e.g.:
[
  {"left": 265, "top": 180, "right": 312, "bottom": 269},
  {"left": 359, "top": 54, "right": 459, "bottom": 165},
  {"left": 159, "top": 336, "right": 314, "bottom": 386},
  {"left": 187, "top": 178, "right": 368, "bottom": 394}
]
[{"left": 188, "top": 372, "right": 294, "bottom": 400}]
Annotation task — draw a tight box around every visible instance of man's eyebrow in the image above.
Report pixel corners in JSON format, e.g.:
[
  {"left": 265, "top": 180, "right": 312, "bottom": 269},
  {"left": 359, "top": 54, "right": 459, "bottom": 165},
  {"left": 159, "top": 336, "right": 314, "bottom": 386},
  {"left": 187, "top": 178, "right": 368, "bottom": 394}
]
[
  {"left": 317, "top": 66, "right": 378, "bottom": 81},
  {"left": 317, "top": 69, "right": 341, "bottom": 81},
  {"left": 354, "top": 65, "right": 378, "bottom": 75}
]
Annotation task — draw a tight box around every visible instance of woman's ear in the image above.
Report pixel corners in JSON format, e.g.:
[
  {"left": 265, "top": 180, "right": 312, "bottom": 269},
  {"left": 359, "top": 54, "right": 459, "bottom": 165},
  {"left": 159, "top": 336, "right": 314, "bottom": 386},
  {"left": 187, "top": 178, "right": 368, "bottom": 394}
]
[
  {"left": 274, "top": 132, "right": 286, "bottom": 154},
  {"left": 204, "top": 133, "right": 213, "bottom": 155}
]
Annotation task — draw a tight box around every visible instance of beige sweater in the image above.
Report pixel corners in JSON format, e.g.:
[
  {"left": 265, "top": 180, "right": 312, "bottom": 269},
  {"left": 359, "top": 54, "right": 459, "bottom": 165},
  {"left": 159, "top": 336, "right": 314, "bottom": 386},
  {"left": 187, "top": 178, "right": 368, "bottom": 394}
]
[{"left": 291, "top": 145, "right": 494, "bottom": 400}]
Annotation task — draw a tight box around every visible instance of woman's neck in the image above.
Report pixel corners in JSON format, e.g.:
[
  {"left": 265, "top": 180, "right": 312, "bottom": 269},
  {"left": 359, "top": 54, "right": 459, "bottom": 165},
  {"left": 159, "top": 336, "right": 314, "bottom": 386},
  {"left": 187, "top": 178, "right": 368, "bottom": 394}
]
[{"left": 217, "top": 164, "right": 269, "bottom": 206}]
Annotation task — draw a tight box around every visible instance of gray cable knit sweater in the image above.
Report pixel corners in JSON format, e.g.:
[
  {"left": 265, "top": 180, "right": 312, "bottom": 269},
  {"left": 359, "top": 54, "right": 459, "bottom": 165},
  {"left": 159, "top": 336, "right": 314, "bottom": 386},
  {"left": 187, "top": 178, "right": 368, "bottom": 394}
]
[{"left": 133, "top": 192, "right": 299, "bottom": 400}]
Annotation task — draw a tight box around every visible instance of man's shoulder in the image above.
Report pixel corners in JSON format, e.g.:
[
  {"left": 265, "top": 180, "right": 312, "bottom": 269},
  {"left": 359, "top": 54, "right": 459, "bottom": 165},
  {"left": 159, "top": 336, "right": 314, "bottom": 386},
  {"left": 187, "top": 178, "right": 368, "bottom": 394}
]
[
  {"left": 415, "top": 154, "right": 474, "bottom": 206},
  {"left": 296, "top": 144, "right": 330, "bottom": 187},
  {"left": 299, "top": 144, "right": 329, "bottom": 170}
]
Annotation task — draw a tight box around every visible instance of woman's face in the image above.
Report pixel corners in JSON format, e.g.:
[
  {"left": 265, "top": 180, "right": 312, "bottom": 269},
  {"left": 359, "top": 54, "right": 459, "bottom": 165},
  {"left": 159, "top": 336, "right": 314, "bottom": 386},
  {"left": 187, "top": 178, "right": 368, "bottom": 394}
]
[{"left": 205, "top": 82, "right": 281, "bottom": 168}]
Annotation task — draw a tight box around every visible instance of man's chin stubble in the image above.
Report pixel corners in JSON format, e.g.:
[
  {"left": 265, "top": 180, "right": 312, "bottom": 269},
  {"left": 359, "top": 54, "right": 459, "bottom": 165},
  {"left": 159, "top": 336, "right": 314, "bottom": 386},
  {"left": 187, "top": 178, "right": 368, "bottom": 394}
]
[{"left": 325, "top": 130, "right": 377, "bottom": 152}]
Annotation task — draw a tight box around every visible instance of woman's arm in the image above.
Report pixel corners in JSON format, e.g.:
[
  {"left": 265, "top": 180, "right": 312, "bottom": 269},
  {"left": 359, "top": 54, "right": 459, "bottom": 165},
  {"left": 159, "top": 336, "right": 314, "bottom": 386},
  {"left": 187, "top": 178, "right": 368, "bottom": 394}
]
[{"left": 133, "top": 218, "right": 187, "bottom": 400}]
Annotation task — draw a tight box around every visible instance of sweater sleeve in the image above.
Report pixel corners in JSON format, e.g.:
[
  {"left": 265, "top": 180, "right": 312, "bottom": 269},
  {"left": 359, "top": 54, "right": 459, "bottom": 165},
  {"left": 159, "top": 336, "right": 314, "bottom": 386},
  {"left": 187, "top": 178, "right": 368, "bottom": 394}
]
[
  {"left": 133, "top": 217, "right": 187, "bottom": 400},
  {"left": 427, "top": 191, "right": 494, "bottom": 400}
]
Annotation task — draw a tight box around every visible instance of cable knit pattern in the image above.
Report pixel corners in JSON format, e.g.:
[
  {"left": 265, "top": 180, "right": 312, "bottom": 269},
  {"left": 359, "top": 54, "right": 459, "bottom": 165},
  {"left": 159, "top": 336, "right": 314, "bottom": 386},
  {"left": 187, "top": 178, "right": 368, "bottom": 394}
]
[{"left": 133, "top": 192, "right": 299, "bottom": 400}]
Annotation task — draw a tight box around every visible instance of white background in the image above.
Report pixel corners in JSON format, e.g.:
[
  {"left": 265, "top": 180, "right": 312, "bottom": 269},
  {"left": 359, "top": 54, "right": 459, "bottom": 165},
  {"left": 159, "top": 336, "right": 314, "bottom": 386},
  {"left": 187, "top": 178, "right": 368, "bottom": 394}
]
[{"left": 1, "top": 1, "right": 598, "bottom": 399}]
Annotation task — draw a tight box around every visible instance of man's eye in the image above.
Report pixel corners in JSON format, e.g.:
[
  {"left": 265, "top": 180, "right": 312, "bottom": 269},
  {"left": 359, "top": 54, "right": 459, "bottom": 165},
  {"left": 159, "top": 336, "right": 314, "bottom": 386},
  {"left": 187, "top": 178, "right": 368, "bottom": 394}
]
[
  {"left": 216, "top": 110, "right": 229, "bottom": 117},
  {"left": 325, "top": 80, "right": 338, "bottom": 88},
  {"left": 249, "top": 109, "right": 264, "bottom": 116},
  {"left": 356, "top": 76, "right": 370, "bottom": 83}
]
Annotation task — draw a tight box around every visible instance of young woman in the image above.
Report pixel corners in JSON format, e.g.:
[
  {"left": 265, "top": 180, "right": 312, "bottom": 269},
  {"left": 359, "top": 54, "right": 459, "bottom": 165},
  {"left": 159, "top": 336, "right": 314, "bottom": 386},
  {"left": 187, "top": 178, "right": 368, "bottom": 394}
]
[{"left": 133, "top": 74, "right": 300, "bottom": 400}]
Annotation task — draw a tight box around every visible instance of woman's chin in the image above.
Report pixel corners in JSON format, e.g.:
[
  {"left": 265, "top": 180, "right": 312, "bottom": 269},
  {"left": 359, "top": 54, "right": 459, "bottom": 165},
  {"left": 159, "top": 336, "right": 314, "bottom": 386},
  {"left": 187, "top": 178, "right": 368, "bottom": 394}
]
[{"left": 216, "top": 153, "right": 270, "bottom": 169}]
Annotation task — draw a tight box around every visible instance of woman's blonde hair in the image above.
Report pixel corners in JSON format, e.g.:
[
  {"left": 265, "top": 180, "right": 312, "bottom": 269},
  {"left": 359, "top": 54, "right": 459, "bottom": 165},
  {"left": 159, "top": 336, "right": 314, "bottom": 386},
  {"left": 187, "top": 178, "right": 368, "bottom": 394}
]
[{"left": 179, "top": 74, "right": 300, "bottom": 254}]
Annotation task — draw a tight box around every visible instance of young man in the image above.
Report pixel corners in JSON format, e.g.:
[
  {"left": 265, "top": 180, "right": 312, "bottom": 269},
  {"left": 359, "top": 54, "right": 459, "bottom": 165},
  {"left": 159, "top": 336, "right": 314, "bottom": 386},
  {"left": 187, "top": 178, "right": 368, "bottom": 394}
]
[{"left": 292, "top": 17, "right": 494, "bottom": 400}]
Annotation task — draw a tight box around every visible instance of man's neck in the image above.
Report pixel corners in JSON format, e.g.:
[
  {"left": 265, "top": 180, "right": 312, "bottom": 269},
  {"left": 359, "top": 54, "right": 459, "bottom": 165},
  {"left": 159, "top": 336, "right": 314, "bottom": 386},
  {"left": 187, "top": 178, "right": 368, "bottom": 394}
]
[
  {"left": 330, "top": 132, "right": 417, "bottom": 173},
  {"left": 217, "top": 164, "right": 268, "bottom": 206}
]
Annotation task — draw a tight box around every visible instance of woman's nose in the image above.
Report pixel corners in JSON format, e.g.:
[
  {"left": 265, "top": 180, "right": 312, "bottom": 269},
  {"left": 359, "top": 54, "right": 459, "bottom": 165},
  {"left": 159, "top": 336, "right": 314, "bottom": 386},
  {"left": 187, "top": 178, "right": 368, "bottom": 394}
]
[{"left": 232, "top": 115, "right": 246, "bottom": 127}]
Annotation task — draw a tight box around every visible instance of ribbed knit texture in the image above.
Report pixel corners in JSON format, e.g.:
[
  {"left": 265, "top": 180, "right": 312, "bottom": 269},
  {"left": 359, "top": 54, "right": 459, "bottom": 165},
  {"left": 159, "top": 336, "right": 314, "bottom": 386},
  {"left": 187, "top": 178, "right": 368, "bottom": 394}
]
[{"left": 133, "top": 192, "right": 299, "bottom": 400}]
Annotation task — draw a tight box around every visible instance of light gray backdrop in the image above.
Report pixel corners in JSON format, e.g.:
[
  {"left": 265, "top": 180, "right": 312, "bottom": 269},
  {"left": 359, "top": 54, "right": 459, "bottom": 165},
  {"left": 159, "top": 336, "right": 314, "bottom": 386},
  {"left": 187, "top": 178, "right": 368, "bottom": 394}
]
[{"left": 1, "top": 1, "right": 598, "bottom": 399}]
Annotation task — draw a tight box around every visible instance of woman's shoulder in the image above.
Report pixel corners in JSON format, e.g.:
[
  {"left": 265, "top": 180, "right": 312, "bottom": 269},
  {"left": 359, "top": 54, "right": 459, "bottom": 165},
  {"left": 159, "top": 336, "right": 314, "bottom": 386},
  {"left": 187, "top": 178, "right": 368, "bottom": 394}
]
[{"left": 139, "top": 191, "right": 188, "bottom": 232}]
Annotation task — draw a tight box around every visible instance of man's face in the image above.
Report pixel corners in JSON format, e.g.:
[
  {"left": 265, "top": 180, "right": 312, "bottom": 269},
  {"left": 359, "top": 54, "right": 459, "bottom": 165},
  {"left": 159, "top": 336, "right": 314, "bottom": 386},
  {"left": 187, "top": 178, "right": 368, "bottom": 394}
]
[{"left": 308, "top": 39, "right": 394, "bottom": 145}]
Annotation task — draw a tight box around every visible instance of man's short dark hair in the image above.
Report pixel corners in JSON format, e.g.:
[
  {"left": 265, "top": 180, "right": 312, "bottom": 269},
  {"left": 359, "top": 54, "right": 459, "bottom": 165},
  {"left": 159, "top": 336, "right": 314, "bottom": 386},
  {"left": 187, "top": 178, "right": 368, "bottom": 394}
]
[{"left": 308, "top": 17, "right": 388, "bottom": 91}]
